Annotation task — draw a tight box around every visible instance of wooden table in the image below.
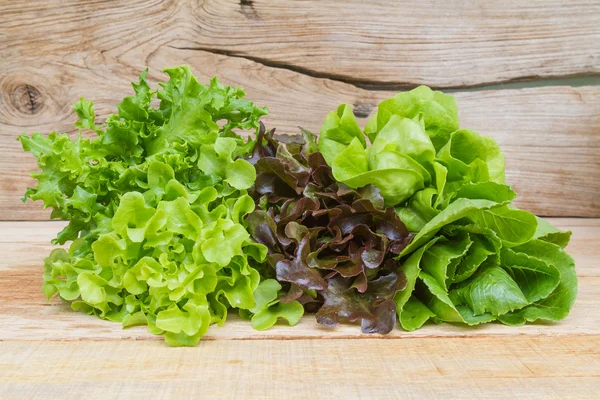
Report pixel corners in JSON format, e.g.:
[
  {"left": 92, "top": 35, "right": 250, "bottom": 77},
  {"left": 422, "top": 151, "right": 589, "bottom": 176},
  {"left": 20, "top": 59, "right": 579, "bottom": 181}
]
[{"left": 1, "top": 1, "right": 599, "bottom": 398}]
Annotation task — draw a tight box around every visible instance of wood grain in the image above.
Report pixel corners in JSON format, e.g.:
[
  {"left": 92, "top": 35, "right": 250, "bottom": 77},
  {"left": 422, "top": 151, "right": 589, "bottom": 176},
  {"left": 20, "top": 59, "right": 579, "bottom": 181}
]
[
  {"left": 2, "top": 2, "right": 599, "bottom": 397},
  {"left": 1, "top": 1, "right": 600, "bottom": 219},
  {"left": 1, "top": 0, "right": 599, "bottom": 88},
  {"left": 0, "top": 220, "right": 598, "bottom": 342},
  {"left": 1, "top": 50, "right": 599, "bottom": 219},
  {"left": 1, "top": 337, "right": 600, "bottom": 399}
]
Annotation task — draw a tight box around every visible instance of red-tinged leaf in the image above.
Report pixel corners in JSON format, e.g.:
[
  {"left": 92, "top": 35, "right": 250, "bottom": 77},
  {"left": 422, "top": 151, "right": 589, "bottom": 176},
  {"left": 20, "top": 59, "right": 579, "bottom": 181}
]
[
  {"left": 316, "top": 274, "right": 406, "bottom": 334},
  {"left": 275, "top": 234, "right": 328, "bottom": 291},
  {"left": 247, "top": 129, "right": 413, "bottom": 333}
]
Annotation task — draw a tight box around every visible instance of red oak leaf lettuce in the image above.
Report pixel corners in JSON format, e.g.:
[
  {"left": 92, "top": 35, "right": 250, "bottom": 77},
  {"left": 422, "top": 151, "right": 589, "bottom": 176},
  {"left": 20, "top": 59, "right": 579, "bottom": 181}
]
[{"left": 246, "top": 126, "right": 412, "bottom": 334}]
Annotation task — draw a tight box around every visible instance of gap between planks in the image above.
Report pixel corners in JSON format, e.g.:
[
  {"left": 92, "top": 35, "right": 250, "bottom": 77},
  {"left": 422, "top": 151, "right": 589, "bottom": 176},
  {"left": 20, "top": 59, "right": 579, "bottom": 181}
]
[{"left": 2, "top": 0, "right": 599, "bottom": 88}]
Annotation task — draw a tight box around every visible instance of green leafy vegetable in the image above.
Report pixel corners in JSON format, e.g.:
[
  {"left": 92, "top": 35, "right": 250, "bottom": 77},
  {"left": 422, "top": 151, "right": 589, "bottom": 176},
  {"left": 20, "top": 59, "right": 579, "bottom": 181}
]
[
  {"left": 21, "top": 66, "right": 293, "bottom": 346},
  {"left": 21, "top": 68, "right": 578, "bottom": 341},
  {"left": 322, "top": 87, "right": 507, "bottom": 210},
  {"left": 318, "top": 87, "right": 577, "bottom": 331}
]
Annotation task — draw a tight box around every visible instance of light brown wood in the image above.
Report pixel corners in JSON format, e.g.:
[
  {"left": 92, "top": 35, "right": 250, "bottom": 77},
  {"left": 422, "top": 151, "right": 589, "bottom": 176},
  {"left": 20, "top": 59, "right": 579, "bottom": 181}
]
[
  {"left": 1, "top": 220, "right": 598, "bottom": 342},
  {"left": 1, "top": 337, "right": 599, "bottom": 399},
  {"left": 2, "top": 55, "right": 599, "bottom": 219},
  {"left": 1, "top": 1, "right": 599, "bottom": 88},
  {"left": 0, "top": 220, "right": 598, "bottom": 397},
  {"left": 2, "top": 2, "right": 599, "bottom": 397},
  {"left": 1, "top": 2, "right": 600, "bottom": 220}
]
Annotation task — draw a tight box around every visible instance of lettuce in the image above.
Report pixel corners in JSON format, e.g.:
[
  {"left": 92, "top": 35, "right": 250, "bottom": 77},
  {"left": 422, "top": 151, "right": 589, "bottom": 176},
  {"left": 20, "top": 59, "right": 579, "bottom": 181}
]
[
  {"left": 246, "top": 128, "right": 412, "bottom": 334},
  {"left": 20, "top": 66, "right": 304, "bottom": 346},
  {"left": 21, "top": 67, "right": 577, "bottom": 341},
  {"left": 318, "top": 87, "right": 577, "bottom": 331},
  {"left": 321, "top": 86, "right": 504, "bottom": 210},
  {"left": 394, "top": 203, "right": 575, "bottom": 330}
]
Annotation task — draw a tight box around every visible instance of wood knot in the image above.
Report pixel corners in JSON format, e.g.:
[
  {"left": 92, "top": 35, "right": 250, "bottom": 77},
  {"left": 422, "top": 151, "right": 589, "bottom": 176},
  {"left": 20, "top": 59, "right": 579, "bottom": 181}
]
[
  {"left": 353, "top": 103, "right": 374, "bottom": 119},
  {"left": 11, "top": 84, "right": 43, "bottom": 115},
  {"left": 240, "top": 0, "right": 258, "bottom": 19}
]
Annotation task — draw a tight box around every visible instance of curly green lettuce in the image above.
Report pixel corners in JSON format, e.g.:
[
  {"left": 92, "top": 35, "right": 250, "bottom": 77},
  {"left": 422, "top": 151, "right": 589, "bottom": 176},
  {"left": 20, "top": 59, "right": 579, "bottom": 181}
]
[{"left": 19, "top": 66, "right": 299, "bottom": 346}]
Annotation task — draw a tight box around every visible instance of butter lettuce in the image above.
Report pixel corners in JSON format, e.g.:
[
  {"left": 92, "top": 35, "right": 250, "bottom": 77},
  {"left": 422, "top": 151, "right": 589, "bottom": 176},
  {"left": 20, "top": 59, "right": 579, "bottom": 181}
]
[
  {"left": 319, "top": 87, "right": 577, "bottom": 331},
  {"left": 321, "top": 87, "right": 505, "bottom": 210}
]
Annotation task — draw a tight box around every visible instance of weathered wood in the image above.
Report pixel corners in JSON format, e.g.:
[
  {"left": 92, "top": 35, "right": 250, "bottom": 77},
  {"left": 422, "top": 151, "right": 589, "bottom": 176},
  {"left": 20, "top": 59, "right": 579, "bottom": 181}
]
[
  {"left": 1, "top": 337, "right": 600, "bottom": 399},
  {"left": 2, "top": 2, "right": 599, "bottom": 397},
  {"left": 2, "top": 2, "right": 599, "bottom": 219},
  {"left": 1, "top": 0, "right": 599, "bottom": 88},
  {"left": 0, "top": 220, "right": 597, "bottom": 341},
  {"left": 2, "top": 50, "right": 598, "bottom": 218}
]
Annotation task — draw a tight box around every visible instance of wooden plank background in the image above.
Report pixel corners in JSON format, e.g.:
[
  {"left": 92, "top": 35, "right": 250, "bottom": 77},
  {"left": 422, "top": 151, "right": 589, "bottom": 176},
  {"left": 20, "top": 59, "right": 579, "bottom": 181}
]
[
  {"left": 1, "top": 1, "right": 600, "bottom": 398},
  {"left": 1, "top": 0, "right": 599, "bottom": 219},
  {"left": 2, "top": 338, "right": 600, "bottom": 399},
  {"left": 2, "top": 0, "right": 599, "bottom": 87}
]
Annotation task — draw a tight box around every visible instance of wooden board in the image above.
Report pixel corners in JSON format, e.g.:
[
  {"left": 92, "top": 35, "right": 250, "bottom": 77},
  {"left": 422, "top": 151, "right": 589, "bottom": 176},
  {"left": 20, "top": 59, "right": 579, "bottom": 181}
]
[
  {"left": 1, "top": 1, "right": 600, "bottom": 220},
  {"left": 1, "top": 1, "right": 599, "bottom": 88},
  {"left": 2, "top": 64, "right": 599, "bottom": 219},
  {"left": 0, "top": 219, "right": 599, "bottom": 398},
  {"left": 1, "top": 1, "right": 600, "bottom": 398},
  {"left": 1, "top": 219, "right": 598, "bottom": 341},
  {"left": 2, "top": 337, "right": 600, "bottom": 399}
]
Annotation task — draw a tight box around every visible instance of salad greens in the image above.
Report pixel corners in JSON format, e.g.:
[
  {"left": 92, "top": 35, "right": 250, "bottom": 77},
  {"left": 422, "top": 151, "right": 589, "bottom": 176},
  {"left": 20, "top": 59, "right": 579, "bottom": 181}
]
[
  {"left": 20, "top": 67, "right": 577, "bottom": 346},
  {"left": 19, "top": 66, "right": 299, "bottom": 346},
  {"left": 318, "top": 86, "right": 577, "bottom": 330},
  {"left": 245, "top": 127, "right": 412, "bottom": 334}
]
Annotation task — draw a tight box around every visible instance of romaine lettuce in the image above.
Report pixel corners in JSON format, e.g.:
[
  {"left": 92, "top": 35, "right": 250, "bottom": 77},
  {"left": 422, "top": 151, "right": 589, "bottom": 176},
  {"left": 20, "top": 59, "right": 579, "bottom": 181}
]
[{"left": 317, "top": 87, "right": 577, "bottom": 331}]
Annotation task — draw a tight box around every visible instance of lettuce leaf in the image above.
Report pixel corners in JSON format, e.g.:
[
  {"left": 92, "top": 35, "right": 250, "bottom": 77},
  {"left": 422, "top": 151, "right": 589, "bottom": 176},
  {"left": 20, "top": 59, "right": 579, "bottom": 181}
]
[
  {"left": 22, "top": 66, "right": 280, "bottom": 346},
  {"left": 317, "top": 87, "right": 577, "bottom": 331},
  {"left": 320, "top": 87, "right": 507, "bottom": 210},
  {"left": 246, "top": 128, "right": 412, "bottom": 334}
]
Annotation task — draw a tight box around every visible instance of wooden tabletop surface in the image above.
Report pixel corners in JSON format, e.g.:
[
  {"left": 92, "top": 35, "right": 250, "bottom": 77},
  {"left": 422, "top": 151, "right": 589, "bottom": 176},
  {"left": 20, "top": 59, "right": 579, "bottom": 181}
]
[{"left": 1, "top": 1, "right": 599, "bottom": 398}]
